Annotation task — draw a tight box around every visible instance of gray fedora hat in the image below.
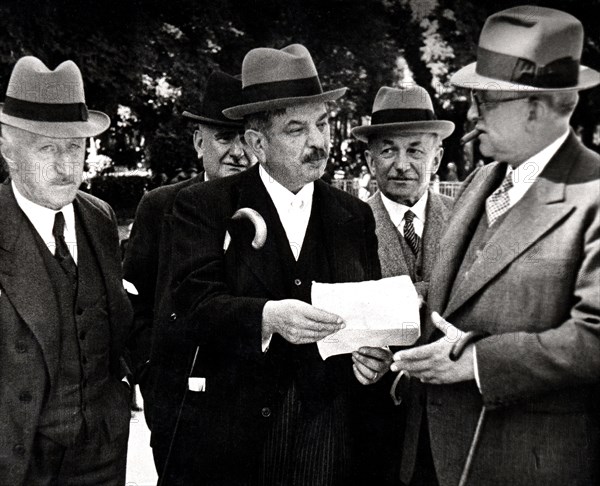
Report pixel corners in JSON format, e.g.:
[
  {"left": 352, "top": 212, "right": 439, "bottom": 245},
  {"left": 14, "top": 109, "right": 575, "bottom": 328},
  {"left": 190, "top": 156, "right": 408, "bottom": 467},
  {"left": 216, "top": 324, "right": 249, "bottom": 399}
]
[
  {"left": 451, "top": 6, "right": 600, "bottom": 92},
  {"left": 182, "top": 71, "right": 244, "bottom": 128},
  {"left": 0, "top": 56, "right": 110, "bottom": 138},
  {"left": 352, "top": 86, "right": 455, "bottom": 143},
  {"left": 223, "top": 44, "right": 347, "bottom": 119}
]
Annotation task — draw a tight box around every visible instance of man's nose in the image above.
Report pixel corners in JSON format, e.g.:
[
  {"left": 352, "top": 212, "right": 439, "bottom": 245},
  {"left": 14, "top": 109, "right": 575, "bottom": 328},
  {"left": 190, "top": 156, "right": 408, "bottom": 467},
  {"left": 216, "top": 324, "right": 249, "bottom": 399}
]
[
  {"left": 467, "top": 102, "right": 479, "bottom": 122},
  {"left": 307, "top": 125, "right": 326, "bottom": 150},
  {"left": 230, "top": 137, "right": 245, "bottom": 160},
  {"left": 393, "top": 152, "right": 410, "bottom": 171}
]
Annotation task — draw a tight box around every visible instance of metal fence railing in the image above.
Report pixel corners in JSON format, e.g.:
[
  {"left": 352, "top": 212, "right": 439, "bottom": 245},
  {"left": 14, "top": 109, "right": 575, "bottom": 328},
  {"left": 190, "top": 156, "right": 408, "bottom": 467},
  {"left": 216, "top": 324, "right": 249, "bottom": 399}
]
[{"left": 331, "top": 179, "right": 462, "bottom": 199}]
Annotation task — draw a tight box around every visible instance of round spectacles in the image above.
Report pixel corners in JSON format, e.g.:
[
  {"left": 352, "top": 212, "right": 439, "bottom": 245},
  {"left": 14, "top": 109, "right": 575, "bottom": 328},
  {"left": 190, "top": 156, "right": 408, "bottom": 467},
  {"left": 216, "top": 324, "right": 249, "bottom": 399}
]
[{"left": 470, "top": 91, "right": 532, "bottom": 116}]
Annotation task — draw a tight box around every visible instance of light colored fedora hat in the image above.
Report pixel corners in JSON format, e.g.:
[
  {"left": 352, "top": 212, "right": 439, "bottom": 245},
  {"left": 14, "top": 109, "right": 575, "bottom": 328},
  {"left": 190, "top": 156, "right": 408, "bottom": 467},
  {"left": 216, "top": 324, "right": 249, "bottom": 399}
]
[
  {"left": 0, "top": 56, "right": 110, "bottom": 138},
  {"left": 451, "top": 6, "right": 600, "bottom": 92},
  {"left": 351, "top": 86, "right": 455, "bottom": 143},
  {"left": 182, "top": 71, "right": 244, "bottom": 128},
  {"left": 223, "top": 44, "right": 347, "bottom": 119}
]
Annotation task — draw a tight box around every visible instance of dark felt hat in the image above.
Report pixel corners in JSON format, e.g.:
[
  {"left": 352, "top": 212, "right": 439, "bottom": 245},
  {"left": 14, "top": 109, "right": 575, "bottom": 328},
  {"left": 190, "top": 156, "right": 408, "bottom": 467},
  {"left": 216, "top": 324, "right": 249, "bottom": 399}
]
[{"left": 182, "top": 71, "right": 244, "bottom": 128}]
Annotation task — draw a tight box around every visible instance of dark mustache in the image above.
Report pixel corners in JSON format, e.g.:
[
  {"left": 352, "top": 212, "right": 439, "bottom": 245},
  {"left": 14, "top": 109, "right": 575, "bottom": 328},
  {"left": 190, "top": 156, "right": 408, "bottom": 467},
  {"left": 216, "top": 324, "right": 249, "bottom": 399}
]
[{"left": 303, "top": 149, "right": 328, "bottom": 163}]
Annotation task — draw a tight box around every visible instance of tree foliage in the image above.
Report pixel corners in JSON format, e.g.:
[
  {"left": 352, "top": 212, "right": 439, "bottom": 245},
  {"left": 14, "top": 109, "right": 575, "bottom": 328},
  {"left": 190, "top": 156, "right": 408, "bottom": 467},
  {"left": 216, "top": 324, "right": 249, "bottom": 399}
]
[{"left": 0, "top": 0, "right": 598, "bottom": 179}]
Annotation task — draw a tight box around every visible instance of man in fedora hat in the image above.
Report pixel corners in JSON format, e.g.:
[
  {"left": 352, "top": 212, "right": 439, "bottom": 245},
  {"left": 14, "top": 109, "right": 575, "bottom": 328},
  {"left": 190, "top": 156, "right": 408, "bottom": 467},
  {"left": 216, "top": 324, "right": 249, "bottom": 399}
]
[
  {"left": 166, "top": 43, "right": 381, "bottom": 485},
  {"left": 391, "top": 6, "right": 600, "bottom": 485},
  {"left": 349, "top": 84, "right": 454, "bottom": 484},
  {"left": 0, "top": 56, "right": 133, "bottom": 485},
  {"left": 122, "top": 70, "right": 253, "bottom": 436}
]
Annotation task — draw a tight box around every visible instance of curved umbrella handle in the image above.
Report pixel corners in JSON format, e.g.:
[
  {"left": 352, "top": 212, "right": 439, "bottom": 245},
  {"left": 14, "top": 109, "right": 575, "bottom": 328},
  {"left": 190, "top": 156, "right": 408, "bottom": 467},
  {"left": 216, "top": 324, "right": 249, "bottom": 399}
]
[{"left": 230, "top": 208, "right": 268, "bottom": 250}]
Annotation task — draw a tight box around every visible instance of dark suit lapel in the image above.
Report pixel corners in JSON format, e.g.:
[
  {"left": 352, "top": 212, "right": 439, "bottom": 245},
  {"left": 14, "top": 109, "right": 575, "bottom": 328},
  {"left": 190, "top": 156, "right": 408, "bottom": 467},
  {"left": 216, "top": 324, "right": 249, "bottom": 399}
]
[
  {"left": 369, "top": 191, "right": 410, "bottom": 277},
  {"left": 233, "top": 165, "right": 288, "bottom": 299},
  {"left": 0, "top": 182, "right": 60, "bottom": 384},
  {"left": 421, "top": 189, "right": 451, "bottom": 281},
  {"left": 316, "top": 181, "right": 366, "bottom": 283},
  {"left": 444, "top": 137, "right": 577, "bottom": 318}
]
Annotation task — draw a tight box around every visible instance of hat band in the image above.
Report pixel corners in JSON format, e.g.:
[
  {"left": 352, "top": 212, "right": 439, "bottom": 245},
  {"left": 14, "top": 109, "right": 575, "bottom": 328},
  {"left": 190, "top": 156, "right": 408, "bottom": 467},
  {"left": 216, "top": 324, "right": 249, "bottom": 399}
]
[
  {"left": 371, "top": 108, "right": 436, "bottom": 125},
  {"left": 243, "top": 76, "right": 323, "bottom": 104},
  {"left": 3, "top": 96, "right": 89, "bottom": 122},
  {"left": 476, "top": 47, "right": 579, "bottom": 88}
]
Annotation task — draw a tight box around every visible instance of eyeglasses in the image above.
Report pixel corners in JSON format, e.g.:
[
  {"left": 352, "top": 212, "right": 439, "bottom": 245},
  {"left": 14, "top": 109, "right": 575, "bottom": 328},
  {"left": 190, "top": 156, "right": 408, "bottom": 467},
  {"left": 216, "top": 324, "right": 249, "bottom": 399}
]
[{"left": 470, "top": 91, "right": 532, "bottom": 116}]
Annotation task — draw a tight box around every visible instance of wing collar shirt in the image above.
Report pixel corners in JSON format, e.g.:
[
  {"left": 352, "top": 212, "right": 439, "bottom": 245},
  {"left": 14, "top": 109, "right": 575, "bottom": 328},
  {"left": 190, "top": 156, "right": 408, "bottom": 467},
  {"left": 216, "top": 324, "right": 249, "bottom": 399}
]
[
  {"left": 473, "top": 129, "right": 569, "bottom": 391},
  {"left": 259, "top": 164, "right": 314, "bottom": 261},
  {"left": 12, "top": 181, "right": 78, "bottom": 263},
  {"left": 380, "top": 189, "right": 428, "bottom": 237}
]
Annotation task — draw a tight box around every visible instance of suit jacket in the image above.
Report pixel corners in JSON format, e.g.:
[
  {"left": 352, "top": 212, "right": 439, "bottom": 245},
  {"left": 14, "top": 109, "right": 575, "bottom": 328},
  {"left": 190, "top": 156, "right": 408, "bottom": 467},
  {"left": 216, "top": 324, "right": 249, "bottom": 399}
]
[
  {"left": 156, "top": 164, "right": 381, "bottom": 483},
  {"left": 123, "top": 173, "right": 203, "bottom": 415},
  {"left": 0, "top": 182, "right": 133, "bottom": 484},
  {"left": 401, "top": 132, "right": 600, "bottom": 486},
  {"left": 367, "top": 189, "right": 452, "bottom": 294}
]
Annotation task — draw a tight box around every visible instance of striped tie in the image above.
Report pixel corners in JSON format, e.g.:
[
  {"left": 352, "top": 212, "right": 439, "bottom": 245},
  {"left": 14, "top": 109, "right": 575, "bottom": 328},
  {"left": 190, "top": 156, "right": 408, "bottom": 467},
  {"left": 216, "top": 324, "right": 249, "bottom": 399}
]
[
  {"left": 486, "top": 172, "right": 514, "bottom": 226},
  {"left": 403, "top": 210, "right": 420, "bottom": 255}
]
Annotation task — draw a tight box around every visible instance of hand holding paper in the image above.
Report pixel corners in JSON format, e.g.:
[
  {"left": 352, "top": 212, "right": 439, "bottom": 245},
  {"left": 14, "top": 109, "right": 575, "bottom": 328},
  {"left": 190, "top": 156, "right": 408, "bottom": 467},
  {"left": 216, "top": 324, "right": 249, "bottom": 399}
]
[{"left": 312, "top": 275, "right": 421, "bottom": 359}]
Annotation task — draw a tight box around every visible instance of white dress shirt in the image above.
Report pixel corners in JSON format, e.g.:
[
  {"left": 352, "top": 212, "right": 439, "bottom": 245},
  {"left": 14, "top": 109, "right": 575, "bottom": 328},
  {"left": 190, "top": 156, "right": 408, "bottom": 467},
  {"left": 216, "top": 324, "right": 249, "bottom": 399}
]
[
  {"left": 259, "top": 164, "right": 314, "bottom": 261},
  {"left": 380, "top": 190, "right": 428, "bottom": 237},
  {"left": 473, "top": 129, "right": 569, "bottom": 390},
  {"left": 12, "top": 181, "right": 78, "bottom": 263}
]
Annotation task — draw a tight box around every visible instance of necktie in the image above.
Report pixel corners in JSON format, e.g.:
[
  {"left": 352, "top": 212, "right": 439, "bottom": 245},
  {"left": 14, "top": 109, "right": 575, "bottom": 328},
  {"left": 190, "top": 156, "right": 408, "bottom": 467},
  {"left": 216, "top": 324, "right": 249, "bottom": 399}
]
[
  {"left": 52, "top": 211, "right": 77, "bottom": 278},
  {"left": 403, "top": 210, "right": 420, "bottom": 255},
  {"left": 486, "top": 171, "right": 514, "bottom": 226}
]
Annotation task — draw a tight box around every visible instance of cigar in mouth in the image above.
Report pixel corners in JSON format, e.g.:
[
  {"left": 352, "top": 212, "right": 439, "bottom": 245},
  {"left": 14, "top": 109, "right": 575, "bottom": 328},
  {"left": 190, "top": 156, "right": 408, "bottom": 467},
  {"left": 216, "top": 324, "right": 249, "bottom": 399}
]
[{"left": 461, "top": 128, "right": 482, "bottom": 145}]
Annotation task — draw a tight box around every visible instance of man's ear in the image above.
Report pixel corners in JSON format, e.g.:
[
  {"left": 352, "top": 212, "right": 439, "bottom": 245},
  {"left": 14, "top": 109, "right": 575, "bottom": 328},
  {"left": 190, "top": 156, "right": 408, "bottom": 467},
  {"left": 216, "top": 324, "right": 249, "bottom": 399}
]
[
  {"left": 364, "top": 150, "right": 376, "bottom": 177},
  {"left": 0, "top": 136, "right": 17, "bottom": 171},
  {"left": 244, "top": 129, "right": 267, "bottom": 164},
  {"left": 431, "top": 146, "right": 444, "bottom": 174},
  {"left": 526, "top": 96, "right": 546, "bottom": 124},
  {"left": 193, "top": 129, "right": 203, "bottom": 159}
]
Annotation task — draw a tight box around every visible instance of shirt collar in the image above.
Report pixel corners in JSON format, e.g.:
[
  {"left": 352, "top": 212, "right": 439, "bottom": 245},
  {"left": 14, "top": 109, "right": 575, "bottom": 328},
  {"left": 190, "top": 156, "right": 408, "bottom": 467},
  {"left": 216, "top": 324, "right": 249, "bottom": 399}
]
[
  {"left": 259, "top": 164, "right": 314, "bottom": 212},
  {"left": 12, "top": 180, "right": 76, "bottom": 235},
  {"left": 508, "top": 130, "right": 569, "bottom": 186},
  {"left": 380, "top": 189, "right": 429, "bottom": 227}
]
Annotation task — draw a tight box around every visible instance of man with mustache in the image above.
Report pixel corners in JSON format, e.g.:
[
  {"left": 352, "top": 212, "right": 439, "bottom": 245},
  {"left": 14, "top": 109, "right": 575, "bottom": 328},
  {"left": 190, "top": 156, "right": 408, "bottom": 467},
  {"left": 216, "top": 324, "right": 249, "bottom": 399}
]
[
  {"left": 0, "top": 56, "right": 133, "bottom": 485},
  {"left": 349, "top": 85, "right": 454, "bottom": 483},
  {"left": 122, "top": 71, "right": 253, "bottom": 445},
  {"left": 165, "top": 44, "right": 381, "bottom": 485},
  {"left": 392, "top": 7, "right": 600, "bottom": 486}
]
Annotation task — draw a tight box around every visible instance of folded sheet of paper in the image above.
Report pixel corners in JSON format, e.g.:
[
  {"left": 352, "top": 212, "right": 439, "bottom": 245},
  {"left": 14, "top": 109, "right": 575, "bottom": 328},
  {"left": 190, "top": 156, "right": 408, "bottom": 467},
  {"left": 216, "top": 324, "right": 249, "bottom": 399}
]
[{"left": 312, "top": 275, "right": 421, "bottom": 360}]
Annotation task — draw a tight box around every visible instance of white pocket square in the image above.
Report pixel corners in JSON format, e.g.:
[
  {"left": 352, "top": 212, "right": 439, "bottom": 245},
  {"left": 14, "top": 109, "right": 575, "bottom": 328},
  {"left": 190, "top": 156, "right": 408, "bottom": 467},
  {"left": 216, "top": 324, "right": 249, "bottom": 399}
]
[{"left": 188, "top": 377, "right": 206, "bottom": 392}]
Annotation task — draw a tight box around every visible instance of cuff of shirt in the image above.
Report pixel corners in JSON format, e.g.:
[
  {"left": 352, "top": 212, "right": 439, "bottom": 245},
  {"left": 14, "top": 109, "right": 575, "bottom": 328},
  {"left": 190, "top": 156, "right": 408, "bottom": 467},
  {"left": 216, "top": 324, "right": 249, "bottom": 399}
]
[{"left": 473, "top": 345, "right": 482, "bottom": 393}]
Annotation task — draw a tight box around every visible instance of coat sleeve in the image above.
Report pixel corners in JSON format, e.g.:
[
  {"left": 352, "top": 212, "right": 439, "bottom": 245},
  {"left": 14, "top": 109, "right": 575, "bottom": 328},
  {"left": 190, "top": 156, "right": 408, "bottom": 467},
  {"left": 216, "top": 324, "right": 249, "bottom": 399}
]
[{"left": 170, "top": 184, "right": 269, "bottom": 360}]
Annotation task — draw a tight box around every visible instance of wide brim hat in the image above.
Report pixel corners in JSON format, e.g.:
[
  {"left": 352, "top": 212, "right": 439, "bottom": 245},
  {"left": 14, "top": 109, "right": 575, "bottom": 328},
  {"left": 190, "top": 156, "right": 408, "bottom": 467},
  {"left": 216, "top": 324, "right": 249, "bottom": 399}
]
[
  {"left": 223, "top": 44, "right": 347, "bottom": 119},
  {"left": 182, "top": 71, "right": 244, "bottom": 128},
  {"left": 0, "top": 56, "right": 110, "bottom": 138},
  {"left": 451, "top": 6, "right": 600, "bottom": 92},
  {"left": 352, "top": 86, "right": 455, "bottom": 143}
]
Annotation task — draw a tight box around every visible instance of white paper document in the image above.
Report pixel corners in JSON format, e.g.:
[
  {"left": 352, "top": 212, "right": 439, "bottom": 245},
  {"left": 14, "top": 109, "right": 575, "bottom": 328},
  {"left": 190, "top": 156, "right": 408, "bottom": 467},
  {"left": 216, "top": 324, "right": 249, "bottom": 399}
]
[{"left": 312, "top": 275, "right": 421, "bottom": 360}]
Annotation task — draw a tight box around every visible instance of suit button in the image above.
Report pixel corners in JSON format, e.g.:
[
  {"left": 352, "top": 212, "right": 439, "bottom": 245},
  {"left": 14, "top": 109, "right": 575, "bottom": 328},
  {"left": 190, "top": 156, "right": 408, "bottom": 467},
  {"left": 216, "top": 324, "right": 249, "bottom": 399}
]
[
  {"left": 13, "top": 444, "right": 25, "bottom": 457},
  {"left": 170, "top": 313, "right": 177, "bottom": 321},
  {"left": 76, "top": 307, "right": 84, "bottom": 316},
  {"left": 79, "top": 331, "right": 86, "bottom": 340},
  {"left": 261, "top": 407, "right": 271, "bottom": 418},
  {"left": 294, "top": 279, "right": 301, "bottom": 286},
  {"left": 19, "top": 392, "right": 32, "bottom": 403},
  {"left": 82, "top": 356, "right": 88, "bottom": 365},
  {"left": 15, "top": 342, "right": 27, "bottom": 353}
]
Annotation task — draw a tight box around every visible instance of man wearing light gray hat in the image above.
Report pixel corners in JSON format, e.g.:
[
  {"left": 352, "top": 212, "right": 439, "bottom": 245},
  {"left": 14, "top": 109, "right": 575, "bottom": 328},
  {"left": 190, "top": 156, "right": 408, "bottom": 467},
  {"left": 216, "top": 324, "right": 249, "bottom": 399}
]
[
  {"left": 0, "top": 56, "right": 133, "bottom": 485},
  {"left": 391, "top": 6, "right": 600, "bottom": 486}
]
